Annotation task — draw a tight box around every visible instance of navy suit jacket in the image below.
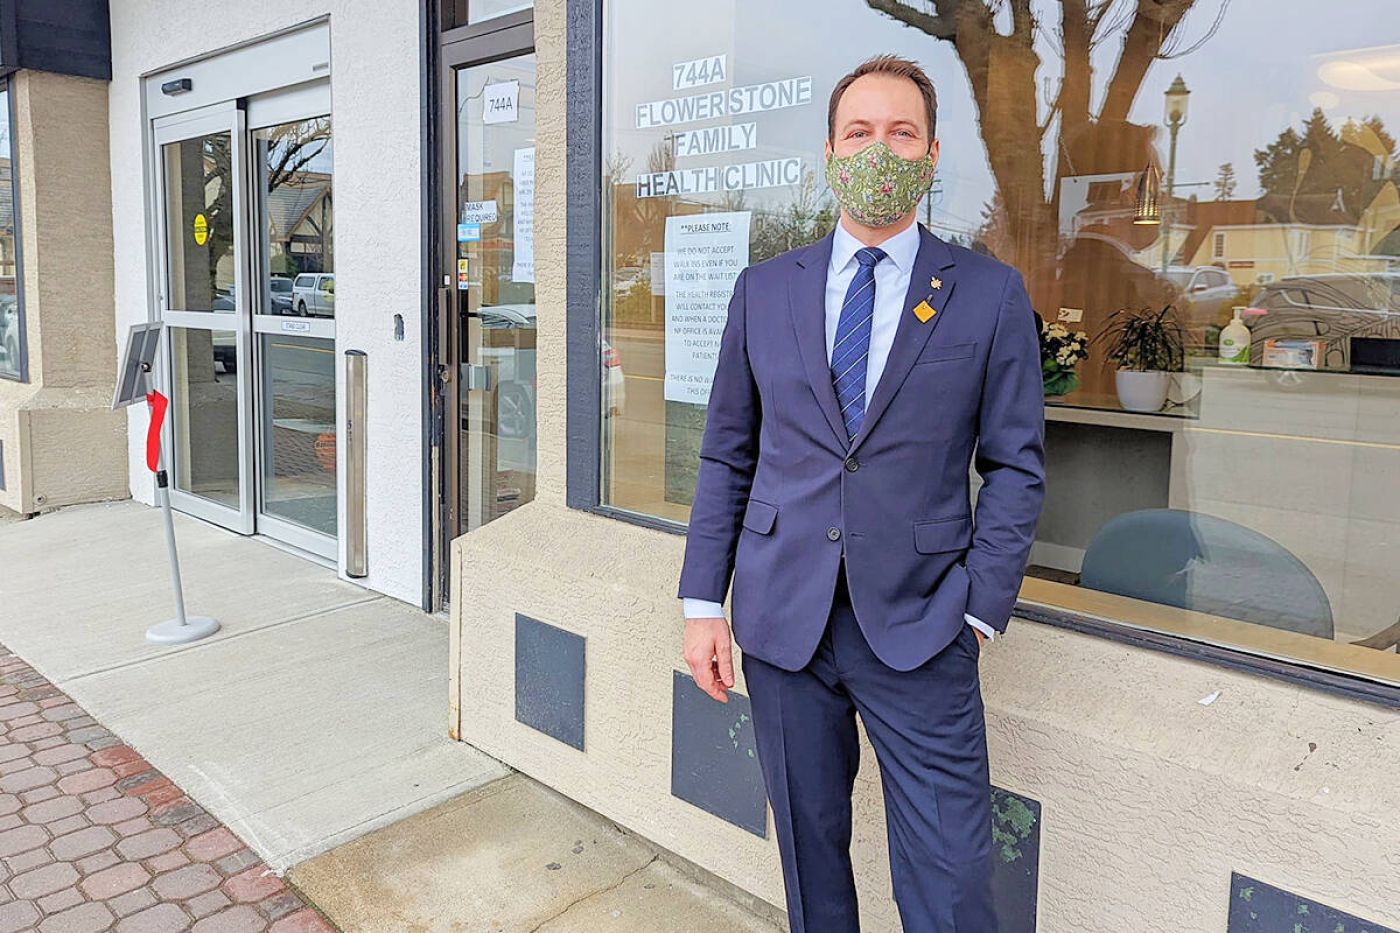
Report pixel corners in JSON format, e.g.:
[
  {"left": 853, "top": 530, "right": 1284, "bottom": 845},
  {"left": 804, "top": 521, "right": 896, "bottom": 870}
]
[{"left": 677, "top": 222, "right": 1046, "bottom": 672}]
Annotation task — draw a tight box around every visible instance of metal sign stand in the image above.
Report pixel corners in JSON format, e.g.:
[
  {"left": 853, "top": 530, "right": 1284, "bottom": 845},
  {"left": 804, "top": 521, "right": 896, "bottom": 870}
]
[{"left": 113, "top": 322, "right": 220, "bottom": 645}]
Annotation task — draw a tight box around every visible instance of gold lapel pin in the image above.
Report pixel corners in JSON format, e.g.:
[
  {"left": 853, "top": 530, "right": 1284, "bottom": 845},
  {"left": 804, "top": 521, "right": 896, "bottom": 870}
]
[
  {"left": 913, "top": 299, "right": 936, "bottom": 323},
  {"left": 930, "top": 277, "right": 942, "bottom": 290}
]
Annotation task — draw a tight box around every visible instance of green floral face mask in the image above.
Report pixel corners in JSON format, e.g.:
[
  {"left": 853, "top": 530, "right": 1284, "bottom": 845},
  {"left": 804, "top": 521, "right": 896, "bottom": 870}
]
[{"left": 824, "top": 140, "right": 936, "bottom": 227}]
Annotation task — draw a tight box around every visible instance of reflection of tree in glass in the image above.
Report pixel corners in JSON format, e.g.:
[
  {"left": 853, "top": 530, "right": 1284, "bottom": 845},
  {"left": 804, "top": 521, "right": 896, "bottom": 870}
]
[
  {"left": 262, "top": 117, "right": 334, "bottom": 276},
  {"left": 1255, "top": 108, "right": 1398, "bottom": 245},
  {"left": 197, "top": 134, "right": 234, "bottom": 303},
  {"left": 865, "top": 0, "right": 1208, "bottom": 300},
  {"left": 1213, "top": 162, "right": 1236, "bottom": 201},
  {"left": 747, "top": 169, "right": 838, "bottom": 264},
  {"left": 264, "top": 117, "right": 331, "bottom": 194}
]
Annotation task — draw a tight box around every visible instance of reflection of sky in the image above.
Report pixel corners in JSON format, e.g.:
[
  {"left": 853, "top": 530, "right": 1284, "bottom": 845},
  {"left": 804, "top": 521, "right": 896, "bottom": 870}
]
[
  {"left": 458, "top": 56, "right": 537, "bottom": 179},
  {"left": 605, "top": 1, "right": 1400, "bottom": 239}
]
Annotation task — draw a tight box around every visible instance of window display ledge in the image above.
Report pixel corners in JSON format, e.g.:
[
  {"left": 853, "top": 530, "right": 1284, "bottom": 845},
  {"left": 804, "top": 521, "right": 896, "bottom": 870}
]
[{"left": 1016, "top": 576, "right": 1400, "bottom": 709}]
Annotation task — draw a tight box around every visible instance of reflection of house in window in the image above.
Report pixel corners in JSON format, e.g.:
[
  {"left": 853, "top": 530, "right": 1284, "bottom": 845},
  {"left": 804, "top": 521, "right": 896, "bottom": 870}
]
[
  {"left": 268, "top": 172, "right": 333, "bottom": 275},
  {"left": 1172, "top": 193, "right": 1388, "bottom": 284}
]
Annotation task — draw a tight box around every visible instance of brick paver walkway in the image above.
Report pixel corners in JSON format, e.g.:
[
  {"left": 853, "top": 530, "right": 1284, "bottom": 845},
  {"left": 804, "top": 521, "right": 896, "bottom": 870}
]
[{"left": 0, "top": 646, "right": 336, "bottom": 932}]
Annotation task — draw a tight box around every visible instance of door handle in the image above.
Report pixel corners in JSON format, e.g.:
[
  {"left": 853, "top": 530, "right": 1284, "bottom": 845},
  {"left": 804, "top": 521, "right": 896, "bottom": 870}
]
[{"left": 464, "top": 363, "right": 492, "bottom": 391}]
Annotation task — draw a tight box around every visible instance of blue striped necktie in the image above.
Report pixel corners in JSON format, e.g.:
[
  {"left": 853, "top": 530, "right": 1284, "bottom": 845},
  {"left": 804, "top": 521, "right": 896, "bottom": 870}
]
[{"left": 831, "top": 246, "right": 886, "bottom": 441}]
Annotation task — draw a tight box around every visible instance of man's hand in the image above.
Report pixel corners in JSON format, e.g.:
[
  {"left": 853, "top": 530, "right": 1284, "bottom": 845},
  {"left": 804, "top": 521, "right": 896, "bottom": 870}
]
[
  {"left": 973, "top": 627, "right": 986, "bottom": 650},
  {"left": 684, "top": 617, "right": 735, "bottom": 703}
]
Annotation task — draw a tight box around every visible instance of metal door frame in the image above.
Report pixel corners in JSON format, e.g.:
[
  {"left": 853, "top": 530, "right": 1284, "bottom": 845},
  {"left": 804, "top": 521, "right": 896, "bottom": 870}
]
[
  {"left": 151, "top": 101, "right": 256, "bottom": 533},
  {"left": 432, "top": 13, "right": 535, "bottom": 607}
]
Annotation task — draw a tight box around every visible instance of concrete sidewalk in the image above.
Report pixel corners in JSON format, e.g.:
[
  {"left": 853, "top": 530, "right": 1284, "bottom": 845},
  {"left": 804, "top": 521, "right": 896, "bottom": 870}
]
[
  {"left": 1, "top": 501, "right": 787, "bottom": 931},
  {"left": 0, "top": 500, "right": 509, "bottom": 872},
  {"left": 291, "top": 773, "right": 785, "bottom": 933}
]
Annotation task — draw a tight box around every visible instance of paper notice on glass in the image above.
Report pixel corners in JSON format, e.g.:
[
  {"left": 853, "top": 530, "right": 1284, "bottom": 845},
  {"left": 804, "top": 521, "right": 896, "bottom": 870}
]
[
  {"left": 512, "top": 147, "right": 535, "bottom": 283},
  {"left": 663, "top": 211, "right": 751, "bottom": 404},
  {"left": 461, "top": 200, "right": 498, "bottom": 224},
  {"left": 483, "top": 80, "right": 520, "bottom": 125}
]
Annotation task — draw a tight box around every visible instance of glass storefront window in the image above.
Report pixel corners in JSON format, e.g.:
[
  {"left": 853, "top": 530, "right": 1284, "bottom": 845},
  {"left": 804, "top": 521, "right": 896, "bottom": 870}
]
[
  {"left": 599, "top": 1, "right": 1400, "bottom": 683},
  {"left": 441, "top": 0, "right": 532, "bottom": 30},
  {"left": 0, "top": 88, "right": 24, "bottom": 381}
]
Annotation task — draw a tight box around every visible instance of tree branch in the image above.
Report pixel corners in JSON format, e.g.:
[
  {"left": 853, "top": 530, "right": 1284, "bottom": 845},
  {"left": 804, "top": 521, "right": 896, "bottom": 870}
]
[
  {"left": 862, "top": 0, "right": 958, "bottom": 39},
  {"left": 1098, "top": 0, "right": 1196, "bottom": 124}
]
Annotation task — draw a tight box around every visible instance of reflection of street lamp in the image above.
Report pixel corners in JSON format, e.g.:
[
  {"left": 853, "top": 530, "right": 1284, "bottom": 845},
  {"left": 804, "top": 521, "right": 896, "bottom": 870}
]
[
  {"left": 1133, "top": 162, "right": 1162, "bottom": 225},
  {"left": 1161, "top": 74, "right": 1191, "bottom": 271}
]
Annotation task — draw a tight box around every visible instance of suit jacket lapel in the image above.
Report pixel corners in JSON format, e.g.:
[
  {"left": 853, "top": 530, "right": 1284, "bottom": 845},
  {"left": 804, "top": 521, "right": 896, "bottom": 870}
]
[
  {"left": 787, "top": 231, "right": 848, "bottom": 449},
  {"left": 848, "top": 225, "right": 959, "bottom": 457}
]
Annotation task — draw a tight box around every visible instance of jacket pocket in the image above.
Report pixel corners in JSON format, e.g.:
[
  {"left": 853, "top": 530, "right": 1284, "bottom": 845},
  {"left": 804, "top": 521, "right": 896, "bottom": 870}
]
[
  {"left": 913, "top": 514, "right": 972, "bottom": 553},
  {"left": 913, "top": 340, "right": 977, "bottom": 365},
  {"left": 742, "top": 498, "right": 778, "bottom": 535}
]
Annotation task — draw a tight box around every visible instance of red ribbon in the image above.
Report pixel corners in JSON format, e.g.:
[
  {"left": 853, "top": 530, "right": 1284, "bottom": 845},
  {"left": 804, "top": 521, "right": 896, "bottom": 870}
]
[{"left": 145, "top": 390, "right": 168, "bottom": 473}]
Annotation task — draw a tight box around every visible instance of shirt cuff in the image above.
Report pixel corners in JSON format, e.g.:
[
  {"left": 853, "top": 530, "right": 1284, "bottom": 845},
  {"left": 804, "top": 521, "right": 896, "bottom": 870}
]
[
  {"left": 682, "top": 597, "right": 727, "bottom": 619},
  {"left": 965, "top": 613, "right": 996, "bottom": 642}
]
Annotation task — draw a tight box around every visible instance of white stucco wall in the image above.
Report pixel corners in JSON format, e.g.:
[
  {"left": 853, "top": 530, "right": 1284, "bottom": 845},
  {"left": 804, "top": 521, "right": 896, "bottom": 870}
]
[{"left": 107, "top": 0, "right": 425, "bottom": 604}]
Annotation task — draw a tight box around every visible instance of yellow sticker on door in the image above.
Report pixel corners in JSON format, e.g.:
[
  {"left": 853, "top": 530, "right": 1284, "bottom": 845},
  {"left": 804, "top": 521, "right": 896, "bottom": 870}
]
[{"left": 192, "top": 212, "right": 209, "bottom": 246}]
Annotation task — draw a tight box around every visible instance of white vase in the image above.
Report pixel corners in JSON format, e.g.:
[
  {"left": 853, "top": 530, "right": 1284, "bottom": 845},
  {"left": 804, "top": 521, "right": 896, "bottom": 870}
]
[{"left": 1115, "top": 369, "right": 1171, "bottom": 413}]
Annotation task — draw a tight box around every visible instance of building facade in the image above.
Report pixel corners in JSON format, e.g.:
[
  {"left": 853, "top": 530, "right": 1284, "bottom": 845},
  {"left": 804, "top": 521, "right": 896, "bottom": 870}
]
[
  {"left": 0, "top": 3, "right": 125, "bottom": 515},
  {"left": 88, "top": 0, "right": 1400, "bottom": 930}
]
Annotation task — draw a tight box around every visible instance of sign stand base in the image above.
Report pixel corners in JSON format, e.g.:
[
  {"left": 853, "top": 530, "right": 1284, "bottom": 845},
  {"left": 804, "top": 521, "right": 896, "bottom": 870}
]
[{"left": 147, "top": 616, "right": 220, "bottom": 644}]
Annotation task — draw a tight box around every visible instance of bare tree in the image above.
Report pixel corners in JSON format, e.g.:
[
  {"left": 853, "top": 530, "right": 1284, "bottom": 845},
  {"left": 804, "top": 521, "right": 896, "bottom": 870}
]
[{"left": 865, "top": 0, "right": 1208, "bottom": 303}]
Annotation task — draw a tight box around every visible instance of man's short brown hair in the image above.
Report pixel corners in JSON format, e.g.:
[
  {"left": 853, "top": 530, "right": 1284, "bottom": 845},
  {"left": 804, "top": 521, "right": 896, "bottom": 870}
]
[{"left": 828, "top": 54, "right": 938, "bottom": 142}]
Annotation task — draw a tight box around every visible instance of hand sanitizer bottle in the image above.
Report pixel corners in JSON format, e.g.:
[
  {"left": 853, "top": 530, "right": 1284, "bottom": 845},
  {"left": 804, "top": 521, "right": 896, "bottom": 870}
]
[{"left": 1218, "top": 307, "right": 1251, "bottom": 365}]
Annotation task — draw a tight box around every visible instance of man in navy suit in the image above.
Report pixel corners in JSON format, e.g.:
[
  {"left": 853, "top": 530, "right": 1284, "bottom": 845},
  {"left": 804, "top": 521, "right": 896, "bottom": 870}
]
[{"left": 677, "top": 54, "right": 1046, "bottom": 932}]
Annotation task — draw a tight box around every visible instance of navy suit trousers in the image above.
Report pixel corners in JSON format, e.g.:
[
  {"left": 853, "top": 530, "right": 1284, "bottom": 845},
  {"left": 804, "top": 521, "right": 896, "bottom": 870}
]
[{"left": 741, "top": 558, "right": 996, "bottom": 933}]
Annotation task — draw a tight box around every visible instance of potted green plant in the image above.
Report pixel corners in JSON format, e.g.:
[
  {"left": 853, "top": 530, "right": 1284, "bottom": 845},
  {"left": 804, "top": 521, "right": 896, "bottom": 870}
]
[
  {"left": 1039, "top": 319, "right": 1090, "bottom": 401},
  {"left": 1093, "top": 304, "right": 1185, "bottom": 413}
]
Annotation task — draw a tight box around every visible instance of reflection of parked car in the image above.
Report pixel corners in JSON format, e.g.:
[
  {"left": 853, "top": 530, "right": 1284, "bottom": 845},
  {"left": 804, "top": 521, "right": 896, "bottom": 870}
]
[
  {"left": 477, "top": 304, "right": 538, "bottom": 440},
  {"left": 268, "top": 275, "right": 294, "bottom": 314},
  {"left": 1248, "top": 272, "right": 1400, "bottom": 370},
  {"left": 292, "top": 272, "right": 335, "bottom": 317},
  {"left": 211, "top": 332, "right": 236, "bottom": 374},
  {"left": 1163, "top": 265, "right": 1238, "bottom": 349},
  {"left": 0, "top": 294, "right": 19, "bottom": 369},
  {"left": 458, "top": 304, "right": 626, "bottom": 439}
]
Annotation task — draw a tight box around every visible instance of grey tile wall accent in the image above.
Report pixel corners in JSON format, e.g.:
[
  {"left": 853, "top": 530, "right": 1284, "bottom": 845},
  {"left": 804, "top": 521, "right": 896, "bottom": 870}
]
[
  {"left": 990, "top": 785, "right": 1041, "bottom": 933},
  {"left": 514, "top": 614, "right": 585, "bottom": 751},
  {"left": 670, "top": 671, "right": 767, "bottom": 837},
  {"left": 1228, "top": 873, "right": 1397, "bottom": 933}
]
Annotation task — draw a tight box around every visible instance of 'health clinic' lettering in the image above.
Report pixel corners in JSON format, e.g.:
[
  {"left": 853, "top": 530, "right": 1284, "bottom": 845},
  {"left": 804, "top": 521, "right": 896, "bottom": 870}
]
[{"left": 636, "top": 158, "right": 804, "bottom": 199}]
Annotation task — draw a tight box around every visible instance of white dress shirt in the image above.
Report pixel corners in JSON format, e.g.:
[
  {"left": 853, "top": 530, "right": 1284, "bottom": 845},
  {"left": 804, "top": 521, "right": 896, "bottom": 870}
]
[{"left": 682, "top": 219, "right": 996, "bottom": 643}]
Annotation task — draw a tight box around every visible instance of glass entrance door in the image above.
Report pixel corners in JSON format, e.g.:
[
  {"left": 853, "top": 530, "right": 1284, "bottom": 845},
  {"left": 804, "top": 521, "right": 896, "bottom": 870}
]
[
  {"left": 153, "top": 89, "right": 336, "bottom": 560},
  {"left": 445, "top": 50, "right": 538, "bottom": 539},
  {"left": 249, "top": 106, "right": 336, "bottom": 557},
  {"left": 155, "top": 104, "right": 254, "bottom": 532}
]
